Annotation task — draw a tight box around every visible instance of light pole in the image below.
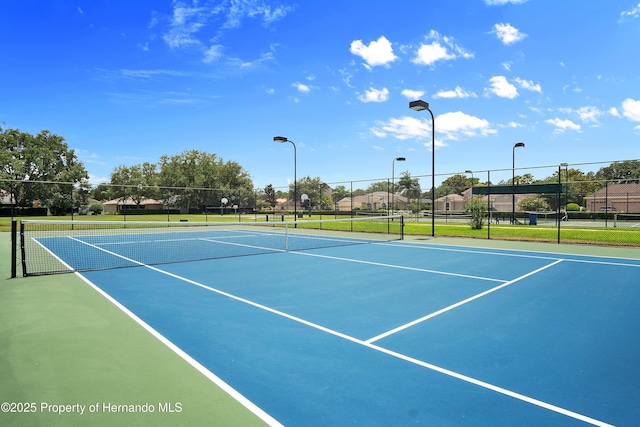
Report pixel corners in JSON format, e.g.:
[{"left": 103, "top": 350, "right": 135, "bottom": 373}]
[
  {"left": 409, "top": 99, "right": 435, "bottom": 237},
  {"left": 465, "top": 170, "right": 474, "bottom": 199},
  {"left": 560, "top": 162, "right": 568, "bottom": 221},
  {"left": 512, "top": 142, "right": 525, "bottom": 224},
  {"left": 273, "top": 136, "right": 297, "bottom": 224},
  {"left": 391, "top": 157, "right": 406, "bottom": 215}
]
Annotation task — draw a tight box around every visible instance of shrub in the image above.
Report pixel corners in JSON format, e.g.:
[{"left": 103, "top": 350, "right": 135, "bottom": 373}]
[
  {"left": 566, "top": 203, "right": 581, "bottom": 211},
  {"left": 89, "top": 203, "right": 103, "bottom": 214},
  {"left": 518, "top": 196, "right": 550, "bottom": 212},
  {"left": 465, "top": 197, "right": 487, "bottom": 230}
]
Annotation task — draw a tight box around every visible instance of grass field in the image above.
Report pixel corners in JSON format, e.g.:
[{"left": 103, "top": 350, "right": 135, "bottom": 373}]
[{"left": 2, "top": 212, "right": 639, "bottom": 247}]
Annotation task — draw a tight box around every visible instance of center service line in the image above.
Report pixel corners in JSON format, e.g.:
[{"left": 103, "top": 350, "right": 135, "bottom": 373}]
[{"left": 366, "top": 259, "right": 564, "bottom": 343}]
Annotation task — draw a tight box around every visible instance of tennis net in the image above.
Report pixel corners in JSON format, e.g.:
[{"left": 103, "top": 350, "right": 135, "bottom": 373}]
[
  {"left": 614, "top": 213, "right": 640, "bottom": 228},
  {"left": 15, "top": 215, "right": 404, "bottom": 276}
]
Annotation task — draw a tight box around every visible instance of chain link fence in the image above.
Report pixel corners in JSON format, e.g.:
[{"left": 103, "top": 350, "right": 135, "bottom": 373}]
[{"left": 2, "top": 160, "right": 639, "bottom": 247}]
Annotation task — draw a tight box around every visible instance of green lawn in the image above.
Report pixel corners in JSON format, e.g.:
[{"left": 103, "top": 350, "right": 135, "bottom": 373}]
[{"left": 2, "top": 211, "right": 639, "bottom": 246}]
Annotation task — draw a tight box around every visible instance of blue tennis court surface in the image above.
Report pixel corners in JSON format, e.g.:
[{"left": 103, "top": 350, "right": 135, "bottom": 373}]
[{"left": 56, "top": 235, "right": 640, "bottom": 425}]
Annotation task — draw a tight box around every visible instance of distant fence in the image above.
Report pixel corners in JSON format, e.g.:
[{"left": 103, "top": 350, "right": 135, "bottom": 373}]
[{"left": 2, "top": 159, "right": 639, "bottom": 246}]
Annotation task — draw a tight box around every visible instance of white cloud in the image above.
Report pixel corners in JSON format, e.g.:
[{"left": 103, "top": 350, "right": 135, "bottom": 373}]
[
  {"left": 576, "top": 106, "right": 602, "bottom": 123},
  {"left": 370, "top": 116, "right": 438, "bottom": 143},
  {"left": 492, "top": 23, "right": 527, "bottom": 45},
  {"left": 434, "top": 86, "right": 477, "bottom": 99},
  {"left": 401, "top": 89, "right": 425, "bottom": 99},
  {"left": 221, "top": 1, "right": 295, "bottom": 30},
  {"left": 622, "top": 98, "right": 640, "bottom": 121},
  {"left": 203, "top": 44, "right": 224, "bottom": 63},
  {"left": 412, "top": 30, "right": 474, "bottom": 67},
  {"left": 502, "top": 121, "right": 524, "bottom": 128},
  {"left": 437, "top": 111, "right": 497, "bottom": 140},
  {"left": 546, "top": 118, "right": 581, "bottom": 133},
  {"left": 359, "top": 87, "right": 389, "bottom": 103},
  {"left": 609, "top": 107, "right": 620, "bottom": 117},
  {"left": 159, "top": 1, "right": 291, "bottom": 64},
  {"left": 350, "top": 36, "right": 398, "bottom": 68},
  {"left": 371, "top": 111, "right": 494, "bottom": 146},
  {"left": 514, "top": 77, "right": 541, "bottom": 93},
  {"left": 292, "top": 82, "right": 311, "bottom": 93},
  {"left": 486, "top": 76, "right": 518, "bottom": 98},
  {"left": 619, "top": 2, "right": 640, "bottom": 22}
]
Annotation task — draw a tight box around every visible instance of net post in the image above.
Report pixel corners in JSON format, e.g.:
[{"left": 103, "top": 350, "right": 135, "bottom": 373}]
[
  {"left": 285, "top": 223, "right": 289, "bottom": 251},
  {"left": 10, "top": 220, "right": 17, "bottom": 278},
  {"left": 401, "top": 215, "right": 405, "bottom": 240},
  {"left": 20, "top": 221, "right": 27, "bottom": 277}
]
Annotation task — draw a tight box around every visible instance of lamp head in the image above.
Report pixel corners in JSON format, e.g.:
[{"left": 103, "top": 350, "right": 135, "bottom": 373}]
[
  {"left": 514, "top": 142, "right": 525, "bottom": 148},
  {"left": 396, "top": 157, "right": 406, "bottom": 162},
  {"left": 273, "top": 136, "right": 289, "bottom": 143},
  {"left": 409, "top": 100, "right": 429, "bottom": 111}
]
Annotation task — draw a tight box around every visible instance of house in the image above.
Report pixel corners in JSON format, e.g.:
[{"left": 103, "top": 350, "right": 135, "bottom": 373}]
[
  {"left": 586, "top": 183, "right": 640, "bottom": 212},
  {"left": 434, "top": 193, "right": 466, "bottom": 212},
  {"left": 461, "top": 188, "right": 539, "bottom": 213},
  {"left": 102, "top": 196, "right": 164, "bottom": 214},
  {"left": 0, "top": 190, "right": 15, "bottom": 205},
  {"left": 336, "top": 191, "right": 408, "bottom": 212}
]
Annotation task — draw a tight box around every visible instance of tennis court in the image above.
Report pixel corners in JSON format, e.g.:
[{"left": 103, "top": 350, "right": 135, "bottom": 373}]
[{"left": 10, "top": 218, "right": 640, "bottom": 426}]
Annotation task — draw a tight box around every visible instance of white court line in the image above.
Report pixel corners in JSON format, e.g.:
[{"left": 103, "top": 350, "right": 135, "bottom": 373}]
[
  {"left": 381, "top": 240, "right": 640, "bottom": 266},
  {"left": 365, "top": 259, "right": 564, "bottom": 344},
  {"left": 69, "top": 237, "right": 613, "bottom": 426},
  {"left": 65, "top": 237, "right": 284, "bottom": 426},
  {"left": 377, "top": 241, "right": 565, "bottom": 261},
  {"left": 75, "top": 272, "right": 284, "bottom": 427},
  {"left": 287, "top": 250, "right": 507, "bottom": 283}
]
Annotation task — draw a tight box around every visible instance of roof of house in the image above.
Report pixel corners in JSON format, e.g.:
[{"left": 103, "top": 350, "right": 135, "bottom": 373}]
[
  {"left": 589, "top": 182, "right": 640, "bottom": 197},
  {"left": 102, "top": 196, "right": 163, "bottom": 206}
]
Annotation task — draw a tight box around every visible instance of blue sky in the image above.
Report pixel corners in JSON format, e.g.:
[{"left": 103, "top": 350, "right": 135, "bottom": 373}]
[{"left": 2, "top": 0, "right": 640, "bottom": 190}]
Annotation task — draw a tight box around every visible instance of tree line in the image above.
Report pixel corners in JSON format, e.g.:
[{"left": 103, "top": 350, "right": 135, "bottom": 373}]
[{"left": 2, "top": 126, "right": 639, "bottom": 213}]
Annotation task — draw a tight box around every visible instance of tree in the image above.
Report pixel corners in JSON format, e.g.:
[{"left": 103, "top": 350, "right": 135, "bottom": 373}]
[
  {"left": 0, "top": 126, "right": 89, "bottom": 210},
  {"left": 502, "top": 173, "right": 535, "bottom": 185},
  {"left": 264, "top": 184, "right": 277, "bottom": 210},
  {"left": 540, "top": 168, "right": 601, "bottom": 207},
  {"left": 156, "top": 150, "right": 253, "bottom": 211},
  {"left": 366, "top": 181, "right": 390, "bottom": 193},
  {"left": 518, "top": 196, "right": 550, "bottom": 212},
  {"left": 398, "top": 171, "right": 421, "bottom": 210},
  {"left": 109, "top": 162, "right": 159, "bottom": 205},
  {"left": 291, "top": 176, "right": 331, "bottom": 210},
  {"left": 332, "top": 185, "right": 348, "bottom": 202},
  {"left": 595, "top": 160, "right": 640, "bottom": 183},
  {"left": 440, "top": 174, "right": 473, "bottom": 195}
]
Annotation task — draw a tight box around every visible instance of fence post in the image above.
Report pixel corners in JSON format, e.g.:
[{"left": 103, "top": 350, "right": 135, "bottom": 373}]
[
  {"left": 557, "top": 165, "right": 561, "bottom": 244},
  {"left": 487, "top": 171, "right": 491, "bottom": 240},
  {"left": 11, "top": 220, "right": 17, "bottom": 278}
]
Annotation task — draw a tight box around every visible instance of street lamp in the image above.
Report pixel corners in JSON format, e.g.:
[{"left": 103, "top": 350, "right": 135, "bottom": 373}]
[
  {"left": 391, "top": 157, "right": 406, "bottom": 215},
  {"left": 409, "top": 99, "right": 435, "bottom": 237},
  {"left": 512, "top": 142, "right": 525, "bottom": 224},
  {"left": 273, "top": 136, "right": 297, "bottom": 223},
  {"left": 465, "top": 170, "right": 474, "bottom": 198},
  {"left": 560, "top": 162, "right": 569, "bottom": 221}
]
